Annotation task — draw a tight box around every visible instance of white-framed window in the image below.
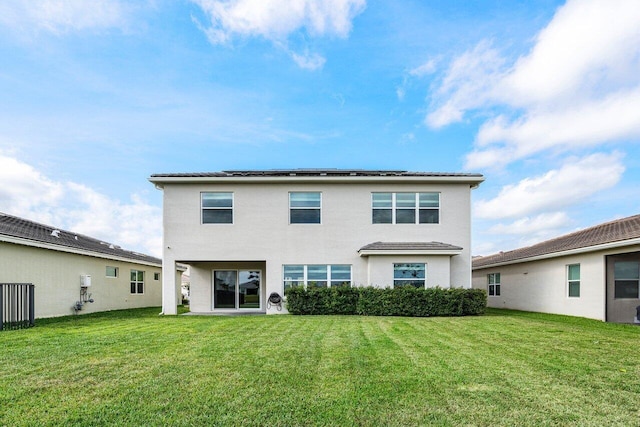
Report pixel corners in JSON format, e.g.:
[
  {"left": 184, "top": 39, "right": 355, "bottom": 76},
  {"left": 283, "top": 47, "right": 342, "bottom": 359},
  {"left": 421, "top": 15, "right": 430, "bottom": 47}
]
[
  {"left": 372, "top": 192, "right": 439, "bottom": 224},
  {"left": 202, "top": 192, "right": 233, "bottom": 224},
  {"left": 614, "top": 261, "right": 640, "bottom": 299},
  {"left": 154, "top": 272, "right": 160, "bottom": 281},
  {"left": 393, "top": 263, "right": 426, "bottom": 288},
  {"left": 130, "top": 270, "right": 144, "bottom": 294},
  {"left": 289, "top": 192, "right": 321, "bottom": 224},
  {"left": 488, "top": 273, "right": 500, "bottom": 296},
  {"left": 283, "top": 264, "right": 351, "bottom": 295},
  {"left": 106, "top": 266, "right": 118, "bottom": 278},
  {"left": 567, "top": 264, "right": 580, "bottom": 298}
]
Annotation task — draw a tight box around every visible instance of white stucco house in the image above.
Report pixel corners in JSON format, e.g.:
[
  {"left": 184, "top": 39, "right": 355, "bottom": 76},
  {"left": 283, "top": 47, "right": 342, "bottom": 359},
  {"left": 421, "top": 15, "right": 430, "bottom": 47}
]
[
  {"left": 0, "top": 212, "right": 174, "bottom": 319},
  {"left": 149, "top": 169, "right": 484, "bottom": 315},
  {"left": 472, "top": 214, "right": 640, "bottom": 323}
]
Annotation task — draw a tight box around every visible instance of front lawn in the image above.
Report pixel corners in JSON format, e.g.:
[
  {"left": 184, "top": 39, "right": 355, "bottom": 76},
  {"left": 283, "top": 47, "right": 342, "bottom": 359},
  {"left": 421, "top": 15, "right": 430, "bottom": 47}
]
[{"left": 1, "top": 308, "right": 639, "bottom": 426}]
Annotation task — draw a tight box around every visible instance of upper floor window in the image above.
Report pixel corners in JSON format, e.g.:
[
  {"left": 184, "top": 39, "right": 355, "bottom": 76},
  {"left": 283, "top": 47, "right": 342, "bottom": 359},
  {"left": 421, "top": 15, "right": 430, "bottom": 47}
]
[
  {"left": 202, "top": 192, "right": 233, "bottom": 224},
  {"left": 488, "top": 273, "right": 500, "bottom": 296},
  {"left": 289, "top": 192, "right": 321, "bottom": 224},
  {"left": 131, "top": 270, "right": 144, "bottom": 294},
  {"left": 567, "top": 264, "right": 580, "bottom": 297},
  {"left": 372, "top": 192, "right": 439, "bottom": 224},
  {"left": 154, "top": 272, "right": 160, "bottom": 281},
  {"left": 283, "top": 264, "right": 351, "bottom": 295},
  {"left": 106, "top": 266, "right": 118, "bottom": 278},
  {"left": 393, "top": 263, "right": 426, "bottom": 288}
]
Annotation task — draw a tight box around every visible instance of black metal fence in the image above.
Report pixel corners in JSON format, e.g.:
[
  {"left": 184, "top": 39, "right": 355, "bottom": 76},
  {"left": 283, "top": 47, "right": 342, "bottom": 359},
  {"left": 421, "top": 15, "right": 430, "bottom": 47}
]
[{"left": 1, "top": 283, "right": 35, "bottom": 331}]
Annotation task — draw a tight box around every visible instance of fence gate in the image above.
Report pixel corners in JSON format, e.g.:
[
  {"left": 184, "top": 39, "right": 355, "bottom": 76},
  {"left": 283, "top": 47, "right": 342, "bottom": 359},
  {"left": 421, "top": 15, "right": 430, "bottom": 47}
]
[{"left": 1, "top": 283, "right": 35, "bottom": 331}]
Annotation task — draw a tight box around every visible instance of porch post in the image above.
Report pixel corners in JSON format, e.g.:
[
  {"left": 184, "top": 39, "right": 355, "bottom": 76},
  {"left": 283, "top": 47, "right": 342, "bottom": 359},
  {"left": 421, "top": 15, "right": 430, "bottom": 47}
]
[{"left": 162, "top": 258, "right": 178, "bottom": 315}]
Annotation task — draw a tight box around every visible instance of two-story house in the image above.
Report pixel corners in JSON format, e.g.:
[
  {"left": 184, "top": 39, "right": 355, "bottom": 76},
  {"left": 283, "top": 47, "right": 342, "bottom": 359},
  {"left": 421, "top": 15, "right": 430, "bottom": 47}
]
[{"left": 149, "top": 169, "right": 484, "bottom": 314}]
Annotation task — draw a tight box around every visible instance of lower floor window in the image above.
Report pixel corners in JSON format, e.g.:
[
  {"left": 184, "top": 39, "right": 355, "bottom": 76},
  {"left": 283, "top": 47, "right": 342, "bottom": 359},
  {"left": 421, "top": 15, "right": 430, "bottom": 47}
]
[
  {"left": 567, "top": 264, "right": 580, "bottom": 297},
  {"left": 283, "top": 264, "right": 351, "bottom": 295},
  {"left": 106, "top": 266, "right": 118, "bottom": 278},
  {"left": 130, "top": 270, "right": 144, "bottom": 294},
  {"left": 214, "top": 270, "right": 261, "bottom": 309},
  {"left": 488, "top": 273, "right": 500, "bottom": 296},
  {"left": 393, "top": 263, "right": 426, "bottom": 288},
  {"left": 614, "top": 261, "right": 640, "bottom": 299}
]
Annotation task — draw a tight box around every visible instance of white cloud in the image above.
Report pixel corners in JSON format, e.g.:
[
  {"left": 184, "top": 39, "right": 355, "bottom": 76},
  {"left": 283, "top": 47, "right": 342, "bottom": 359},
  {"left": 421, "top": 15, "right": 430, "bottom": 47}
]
[
  {"left": 475, "top": 152, "right": 625, "bottom": 219},
  {"left": 483, "top": 212, "right": 573, "bottom": 250},
  {"left": 502, "top": 0, "right": 640, "bottom": 107},
  {"left": 467, "top": 86, "right": 640, "bottom": 169},
  {"left": 0, "top": 0, "right": 130, "bottom": 34},
  {"left": 191, "top": 0, "right": 366, "bottom": 69},
  {"left": 409, "top": 58, "right": 437, "bottom": 77},
  {"left": 487, "top": 212, "right": 571, "bottom": 235},
  {"left": 193, "top": 0, "right": 365, "bottom": 42},
  {"left": 426, "top": 41, "right": 505, "bottom": 128},
  {"left": 0, "top": 155, "right": 64, "bottom": 211},
  {"left": 425, "top": 0, "right": 640, "bottom": 168},
  {"left": 0, "top": 154, "right": 162, "bottom": 258},
  {"left": 291, "top": 50, "right": 326, "bottom": 71}
]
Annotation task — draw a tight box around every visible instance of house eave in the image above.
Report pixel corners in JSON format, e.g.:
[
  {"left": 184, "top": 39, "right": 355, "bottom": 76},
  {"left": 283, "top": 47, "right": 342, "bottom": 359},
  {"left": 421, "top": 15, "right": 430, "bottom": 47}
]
[
  {"left": 472, "top": 237, "right": 640, "bottom": 270},
  {"left": 0, "top": 234, "right": 162, "bottom": 268},
  {"left": 149, "top": 175, "right": 485, "bottom": 186},
  {"left": 359, "top": 249, "right": 463, "bottom": 257}
]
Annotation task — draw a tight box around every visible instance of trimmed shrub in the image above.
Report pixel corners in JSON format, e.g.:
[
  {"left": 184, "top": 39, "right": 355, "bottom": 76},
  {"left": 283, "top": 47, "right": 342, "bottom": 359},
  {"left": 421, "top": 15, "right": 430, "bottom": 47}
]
[
  {"left": 285, "top": 287, "right": 359, "bottom": 315},
  {"left": 286, "top": 286, "right": 487, "bottom": 317}
]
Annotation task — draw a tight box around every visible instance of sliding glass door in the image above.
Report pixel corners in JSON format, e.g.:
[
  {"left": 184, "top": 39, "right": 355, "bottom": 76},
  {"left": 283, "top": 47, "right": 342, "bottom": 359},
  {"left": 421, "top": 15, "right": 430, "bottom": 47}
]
[{"left": 213, "top": 270, "right": 261, "bottom": 310}]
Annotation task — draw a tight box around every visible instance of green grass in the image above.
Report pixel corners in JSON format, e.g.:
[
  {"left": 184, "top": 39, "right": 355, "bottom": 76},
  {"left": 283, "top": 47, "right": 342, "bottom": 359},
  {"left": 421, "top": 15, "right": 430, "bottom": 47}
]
[{"left": 1, "top": 308, "right": 639, "bottom": 426}]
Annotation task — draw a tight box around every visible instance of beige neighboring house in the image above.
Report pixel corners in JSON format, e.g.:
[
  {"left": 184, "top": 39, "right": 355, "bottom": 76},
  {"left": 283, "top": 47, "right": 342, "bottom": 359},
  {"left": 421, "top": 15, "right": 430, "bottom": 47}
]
[
  {"left": 0, "top": 212, "right": 172, "bottom": 318},
  {"left": 472, "top": 214, "right": 640, "bottom": 323},
  {"left": 149, "top": 169, "right": 484, "bottom": 315}
]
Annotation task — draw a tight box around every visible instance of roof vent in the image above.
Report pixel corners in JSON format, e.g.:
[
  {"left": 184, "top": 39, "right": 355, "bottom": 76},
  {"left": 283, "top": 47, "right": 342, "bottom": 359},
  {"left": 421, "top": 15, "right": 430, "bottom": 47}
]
[{"left": 51, "top": 230, "right": 60, "bottom": 238}]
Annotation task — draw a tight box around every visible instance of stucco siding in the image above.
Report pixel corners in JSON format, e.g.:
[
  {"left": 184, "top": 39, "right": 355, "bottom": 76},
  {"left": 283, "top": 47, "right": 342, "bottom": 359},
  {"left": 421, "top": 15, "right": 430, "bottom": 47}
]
[
  {"left": 473, "top": 253, "right": 606, "bottom": 320},
  {"left": 0, "top": 241, "right": 162, "bottom": 318},
  {"left": 160, "top": 180, "right": 475, "bottom": 314},
  {"left": 473, "top": 245, "right": 640, "bottom": 321}
]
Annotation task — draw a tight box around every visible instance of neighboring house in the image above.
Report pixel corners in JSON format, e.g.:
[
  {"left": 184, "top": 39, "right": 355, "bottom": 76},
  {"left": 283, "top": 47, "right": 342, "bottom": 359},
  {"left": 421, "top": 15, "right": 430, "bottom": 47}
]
[
  {"left": 0, "top": 212, "right": 172, "bottom": 318},
  {"left": 149, "top": 169, "right": 484, "bottom": 315},
  {"left": 472, "top": 214, "right": 640, "bottom": 323}
]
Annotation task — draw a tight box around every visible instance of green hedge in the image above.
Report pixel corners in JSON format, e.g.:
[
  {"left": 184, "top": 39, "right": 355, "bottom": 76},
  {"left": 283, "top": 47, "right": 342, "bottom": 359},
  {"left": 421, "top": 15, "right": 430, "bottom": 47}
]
[{"left": 285, "top": 286, "right": 486, "bottom": 317}]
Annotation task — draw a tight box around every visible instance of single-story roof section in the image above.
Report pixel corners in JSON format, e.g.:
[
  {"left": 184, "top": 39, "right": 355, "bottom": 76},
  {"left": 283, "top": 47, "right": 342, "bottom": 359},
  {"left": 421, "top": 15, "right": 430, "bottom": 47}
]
[
  {"left": 473, "top": 214, "right": 640, "bottom": 269},
  {"left": 359, "top": 241, "right": 463, "bottom": 256},
  {"left": 0, "top": 212, "right": 161, "bottom": 267}
]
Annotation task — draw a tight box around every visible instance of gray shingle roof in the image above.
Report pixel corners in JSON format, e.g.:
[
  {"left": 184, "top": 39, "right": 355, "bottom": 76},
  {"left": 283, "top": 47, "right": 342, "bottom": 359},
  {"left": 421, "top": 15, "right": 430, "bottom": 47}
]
[
  {"left": 150, "top": 169, "right": 484, "bottom": 179},
  {"left": 0, "top": 212, "right": 161, "bottom": 265},
  {"left": 359, "top": 241, "right": 463, "bottom": 252},
  {"left": 473, "top": 214, "right": 640, "bottom": 269}
]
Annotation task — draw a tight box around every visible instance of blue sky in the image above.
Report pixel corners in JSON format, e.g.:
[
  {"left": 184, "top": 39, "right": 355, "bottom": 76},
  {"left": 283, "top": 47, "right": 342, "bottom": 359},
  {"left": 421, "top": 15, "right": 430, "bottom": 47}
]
[{"left": 1, "top": 0, "right": 639, "bottom": 258}]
